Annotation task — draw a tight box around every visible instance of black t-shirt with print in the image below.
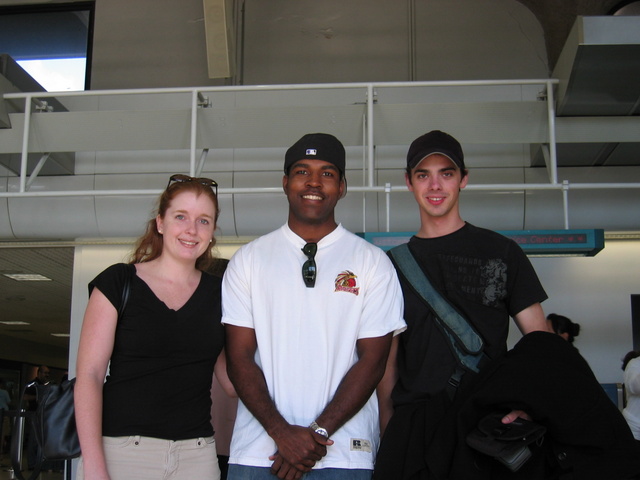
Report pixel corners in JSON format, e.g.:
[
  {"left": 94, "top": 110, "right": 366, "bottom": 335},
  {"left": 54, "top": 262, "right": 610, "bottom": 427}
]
[{"left": 390, "top": 223, "right": 547, "bottom": 406}]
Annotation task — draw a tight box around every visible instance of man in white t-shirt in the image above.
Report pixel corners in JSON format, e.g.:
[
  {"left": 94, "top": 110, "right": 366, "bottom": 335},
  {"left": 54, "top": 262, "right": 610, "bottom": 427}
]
[{"left": 222, "top": 133, "right": 405, "bottom": 480}]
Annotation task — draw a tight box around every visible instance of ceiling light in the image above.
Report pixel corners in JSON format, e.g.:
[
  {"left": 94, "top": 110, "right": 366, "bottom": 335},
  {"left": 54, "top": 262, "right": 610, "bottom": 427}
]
[
  {"left": 50, "top": 333, "right": 70, "bottom": 337},
  {"left": 0, "top": 320, "right": 30, "bottom": 325},
  {"left": 3, "top": 273, "right": 52, "bottom": 281}
]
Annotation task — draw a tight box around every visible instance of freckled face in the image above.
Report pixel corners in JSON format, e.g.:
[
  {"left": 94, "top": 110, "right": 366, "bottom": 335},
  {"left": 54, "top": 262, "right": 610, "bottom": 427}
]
[
  {"left": 406, "top": 154, "right": 468, "bottom": 220},
  {"left": 283, "top": 159, "right": 345, "bottom": 227},
  {"left": 156, "top": 190, "right": 216, "bottom": 263}
]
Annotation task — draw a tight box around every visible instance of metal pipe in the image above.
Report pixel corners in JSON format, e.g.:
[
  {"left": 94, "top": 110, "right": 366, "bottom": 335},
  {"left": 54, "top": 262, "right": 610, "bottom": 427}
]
[
  {"left": 1, "top": 182, "right": 639, "bottom": 198},
  {"left": 18, "top": 96, "right": 32, "bottom": 193},
  {"left": 2, "top": 76, "right": 635, "bottom": 238},
  {"left": 25, "top": 153, "right": 51, "bottom": 190},
  {"left": 408, "top": 0, "right": 417, "bottom": 81},
  {"left": 3, "top": 79, "right": 561, "bottom": 101},
  {"left": 546, "top": 80, "right": 559, "bottom": 185},
  {"left": 562, "top": 180, "right": 570, "bottom": 229},
  {"left": 366, "top": 85, "right": 375, "bottom": 188},
  {"left": 189, "top": 90, "right": 199, "bottom": 176},
  {"left": 361, "top": 114, "right": 367, "bottom": 232},
  {"left": 385, "top": 182, "right": 392, "bottom": 232},
  {"left": 196, "top": 149, "right": 210, "bottom": 177}
]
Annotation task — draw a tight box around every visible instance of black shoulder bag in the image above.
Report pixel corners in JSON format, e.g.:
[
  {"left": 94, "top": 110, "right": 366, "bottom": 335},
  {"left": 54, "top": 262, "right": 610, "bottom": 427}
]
[{"left": 11, "top": 268, "right": 131, "bottom": 480}]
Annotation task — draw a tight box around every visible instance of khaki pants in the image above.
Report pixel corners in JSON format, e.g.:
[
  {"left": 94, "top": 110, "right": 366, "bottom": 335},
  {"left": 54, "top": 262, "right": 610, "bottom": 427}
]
[{"left": 77, "top": 435, "right": 220, "bottom": 480}]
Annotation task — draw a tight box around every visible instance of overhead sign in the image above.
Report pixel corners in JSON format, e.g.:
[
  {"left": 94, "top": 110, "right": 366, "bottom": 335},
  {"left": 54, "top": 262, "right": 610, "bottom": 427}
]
[{"left": 358, "top": 229, "right": 605, "bottom": 257}]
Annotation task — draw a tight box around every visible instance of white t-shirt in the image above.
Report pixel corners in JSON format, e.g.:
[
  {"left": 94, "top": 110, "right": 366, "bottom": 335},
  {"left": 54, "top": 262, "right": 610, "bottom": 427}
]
[
  {"left": 623, "top": 357, "right": 640, "bottom": 440},
  {"left": 222, "top": 223, "right": 405, "bottom": 470}
]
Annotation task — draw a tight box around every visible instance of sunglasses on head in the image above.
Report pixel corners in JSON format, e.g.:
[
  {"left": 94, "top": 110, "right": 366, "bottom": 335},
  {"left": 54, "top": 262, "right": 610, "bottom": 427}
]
[
  {"left": 167, "top": 174, "right": 218, "bottom": 196},
  {"left": 302, "top": 242, "right": 317, "bottom": 288}
]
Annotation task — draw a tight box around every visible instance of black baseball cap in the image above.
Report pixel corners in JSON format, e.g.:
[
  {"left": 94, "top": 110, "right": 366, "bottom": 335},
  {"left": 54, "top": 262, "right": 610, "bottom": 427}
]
[
  {"left": 284, "top": 133, "right": 346, "bottom": 175},
  {"left": 406, "top": 130, "right": 465, "bottom": 171}
]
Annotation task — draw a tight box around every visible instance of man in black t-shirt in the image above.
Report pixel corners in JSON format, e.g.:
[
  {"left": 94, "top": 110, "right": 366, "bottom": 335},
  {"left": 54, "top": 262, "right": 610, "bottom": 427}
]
[{"left": 374, "top": 131, "right": 552, "bottom": 479}]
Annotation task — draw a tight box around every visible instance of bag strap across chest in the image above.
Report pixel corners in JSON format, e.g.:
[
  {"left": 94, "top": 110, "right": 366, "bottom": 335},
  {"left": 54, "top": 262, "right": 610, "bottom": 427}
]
[{"left": 389, "top": 243, "right": 490, "bottom": 396}]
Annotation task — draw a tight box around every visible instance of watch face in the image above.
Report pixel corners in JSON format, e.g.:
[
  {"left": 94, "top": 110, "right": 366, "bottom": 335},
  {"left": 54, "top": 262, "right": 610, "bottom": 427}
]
[{"left": 309, "top": 421, "right": 329, "bottom": 438}]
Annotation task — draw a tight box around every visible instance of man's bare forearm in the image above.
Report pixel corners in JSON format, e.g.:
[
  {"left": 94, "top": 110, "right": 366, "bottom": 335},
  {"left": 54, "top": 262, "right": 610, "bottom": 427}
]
[{"left": 315, "top": 334, "right": 392, "bottom": 436}]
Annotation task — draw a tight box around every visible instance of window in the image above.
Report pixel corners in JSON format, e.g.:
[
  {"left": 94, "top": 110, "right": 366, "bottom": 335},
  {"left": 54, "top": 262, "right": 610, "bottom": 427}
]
[{"left": 0, "top": 2, "right": 94, "bottom": 91}]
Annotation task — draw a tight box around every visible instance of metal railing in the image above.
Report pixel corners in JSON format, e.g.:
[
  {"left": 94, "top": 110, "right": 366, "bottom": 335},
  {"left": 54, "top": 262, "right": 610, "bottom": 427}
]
[{"left": 2, "top": 79, "right": 640, "bottom": 230}]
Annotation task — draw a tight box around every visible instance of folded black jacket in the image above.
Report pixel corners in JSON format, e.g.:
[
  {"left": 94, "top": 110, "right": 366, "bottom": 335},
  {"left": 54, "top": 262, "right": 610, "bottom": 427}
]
[{"left": 376, "top": 331, "right": 640, "bottom": 480}]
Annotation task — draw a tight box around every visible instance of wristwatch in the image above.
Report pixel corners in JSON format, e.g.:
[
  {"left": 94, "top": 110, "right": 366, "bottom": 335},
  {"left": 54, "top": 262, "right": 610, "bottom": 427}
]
[{"left": 309, "top": 421, "right": 329, "bottom": 438}]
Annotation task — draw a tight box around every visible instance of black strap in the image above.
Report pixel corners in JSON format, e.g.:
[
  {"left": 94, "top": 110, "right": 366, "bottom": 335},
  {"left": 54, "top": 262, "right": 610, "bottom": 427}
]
[{"left": 389, "top": 243, "right": 490, "bottom": 397}]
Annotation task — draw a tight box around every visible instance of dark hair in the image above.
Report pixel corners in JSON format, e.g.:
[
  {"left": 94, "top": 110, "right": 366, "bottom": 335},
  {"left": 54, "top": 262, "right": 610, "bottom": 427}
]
[
  {"left": 129, "top": 177, "right": 220, "bottom": 272},
  {"left": 622, "top": 351, "right": 640, "bottom": 371},
  {"left": 547, "top": 313, "right": 580, "bottom": 343}
]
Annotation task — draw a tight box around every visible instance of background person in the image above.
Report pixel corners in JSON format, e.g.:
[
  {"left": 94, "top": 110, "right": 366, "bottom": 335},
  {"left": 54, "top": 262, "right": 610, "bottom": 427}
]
[
  {"left": 547, "top": 312, "right": 581, "bottom": 344},
  {"left": 75, "top": 174, "right": 233, "bottom": 480},
  {"left": 23, "top": 365, "right": 50, "bottom": 411},
  {"left": 623, "top": 350, "right": 640, "bottom": 442}
]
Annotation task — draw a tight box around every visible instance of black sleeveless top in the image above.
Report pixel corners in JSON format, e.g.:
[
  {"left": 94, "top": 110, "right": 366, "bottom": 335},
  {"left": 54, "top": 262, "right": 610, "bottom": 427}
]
[{"left": 89, "top": 263, "right": 224, "bottom": 440}]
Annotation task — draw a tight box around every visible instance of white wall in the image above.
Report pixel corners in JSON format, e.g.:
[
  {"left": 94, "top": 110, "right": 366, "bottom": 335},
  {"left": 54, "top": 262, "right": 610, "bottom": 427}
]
[
  {"left": 90, "top": 0, "right": 227, "bottom": 89},
  {"left": 241, "top": 0, "right": 546, "bottom": 85},
  {"left": 68, "top": 238, "right": 640, "bottom": 386}
]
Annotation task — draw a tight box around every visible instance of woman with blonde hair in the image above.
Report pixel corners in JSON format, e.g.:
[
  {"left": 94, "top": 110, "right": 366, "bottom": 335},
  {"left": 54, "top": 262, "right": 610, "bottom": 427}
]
[{"left": 75, "top": 174, "right": 233, "bottom": 480}]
